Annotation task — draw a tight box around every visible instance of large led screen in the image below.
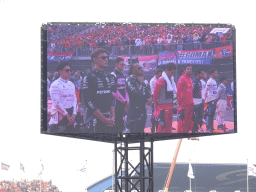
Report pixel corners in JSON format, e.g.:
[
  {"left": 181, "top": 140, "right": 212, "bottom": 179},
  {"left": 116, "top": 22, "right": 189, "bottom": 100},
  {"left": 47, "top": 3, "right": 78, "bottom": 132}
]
[{"left": 41, "top": 23, "right": 236, "bottom": 140}]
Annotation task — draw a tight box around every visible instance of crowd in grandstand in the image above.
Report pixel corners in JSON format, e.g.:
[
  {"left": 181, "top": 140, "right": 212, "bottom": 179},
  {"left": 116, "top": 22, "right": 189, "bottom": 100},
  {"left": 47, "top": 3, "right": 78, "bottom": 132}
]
[
  {"left": 48, "top": 26, "right": 232, "bottom": 51},
  {"left": 0, "top": 179, "right": 60, "bottom": 192}
]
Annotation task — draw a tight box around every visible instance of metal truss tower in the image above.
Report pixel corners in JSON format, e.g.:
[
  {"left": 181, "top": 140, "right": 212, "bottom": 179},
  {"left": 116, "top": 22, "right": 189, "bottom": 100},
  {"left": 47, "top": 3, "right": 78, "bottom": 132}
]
[{"left": 114, "top": 139, "right": 154, "bottom": 192}]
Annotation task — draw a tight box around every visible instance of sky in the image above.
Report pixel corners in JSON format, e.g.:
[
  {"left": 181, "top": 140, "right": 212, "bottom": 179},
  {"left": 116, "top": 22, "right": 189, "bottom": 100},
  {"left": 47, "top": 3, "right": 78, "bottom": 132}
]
[{"left": 0, "top": 0, "right": 255, "bottom": 191}]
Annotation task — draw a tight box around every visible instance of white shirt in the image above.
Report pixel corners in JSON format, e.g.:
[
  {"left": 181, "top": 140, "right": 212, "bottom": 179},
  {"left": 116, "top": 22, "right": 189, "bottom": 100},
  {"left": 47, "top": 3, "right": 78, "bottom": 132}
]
[
  {"left": 205, "top": 78, "right": 218, "bottom": 103},
  {"left": 201, "top": 79, "right": 207, "bottom": 100},
  {"left": 49, "top": 77, "right": 77, "bottom": 116},
  {"left": 157, "top": 38, "right": 163, "bottom": 44},
  {"left": 150, "top": 76, "right": 158, "bottom": 95},
  {"left": 231, "top": 82, "right": 234, "bottom": 92},
  {"left": 135, "top": 38, "right": 141, "bottom": 46}
]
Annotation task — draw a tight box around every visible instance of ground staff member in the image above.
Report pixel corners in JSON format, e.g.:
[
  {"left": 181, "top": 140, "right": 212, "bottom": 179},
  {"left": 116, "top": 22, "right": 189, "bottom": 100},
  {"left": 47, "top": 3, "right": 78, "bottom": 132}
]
[
  {"left": 48, "top": 62, "right": 77, "bottom": 133},
  {"left": 81, "top": 48, "right": 115, "bottom": 133},
  {"left": 125, "top": 63, "right": 151, "bottom": 133}
]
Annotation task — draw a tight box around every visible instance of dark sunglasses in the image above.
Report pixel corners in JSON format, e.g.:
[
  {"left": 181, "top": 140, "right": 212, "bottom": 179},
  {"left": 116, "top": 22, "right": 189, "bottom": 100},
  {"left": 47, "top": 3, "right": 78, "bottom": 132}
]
[
  {"left": 98, "top": 56, "right": 109, "bottom": 60},
  {"left": 64, "top": 69, "right": 72, "bottom": 73},
  {"left": 137, "top": 67, "right": 143, "bottom": 70}
]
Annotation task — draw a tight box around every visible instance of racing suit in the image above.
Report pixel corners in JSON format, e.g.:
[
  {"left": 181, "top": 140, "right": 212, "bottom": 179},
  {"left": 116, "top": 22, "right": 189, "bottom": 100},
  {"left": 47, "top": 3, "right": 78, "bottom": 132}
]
[
  {"left": 216, "top": 83, "right": 228, "bottom": 130},
  {"left": 81, "top": 69, "right": 114, "bottom": 133},
  {"left": 150, "top": 76, "right": 158, "bottom": 133},
  {"left": 205, "top": 78, "right": 218, "bottom": 132},
  {"left": 126, "top": 76, "right": 151, "bottom": 133},
  {"left": 177, "top": 74, "right": 194, "bottom": 133},
  {"left": 110, "top": 69, "right": 129, "bottom": 133},
  {"left": 192, "top": 77, "right": 203, "bottom": 133},
  {"left": 153, "top": 77, "right": 174, "bottom": 133},
  {"left": 48, "top": 77, "right": 77, "bottom": 133}
]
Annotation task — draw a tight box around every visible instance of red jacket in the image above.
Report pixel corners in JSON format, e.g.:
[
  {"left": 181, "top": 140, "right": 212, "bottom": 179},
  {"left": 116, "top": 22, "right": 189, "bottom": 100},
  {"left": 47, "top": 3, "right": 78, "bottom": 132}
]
[
  {"left": 153, "top": 78, "right": 173, "bottom": 117},
  {"left": 177, "top": 74, "right": 194, "bottom": 110}
]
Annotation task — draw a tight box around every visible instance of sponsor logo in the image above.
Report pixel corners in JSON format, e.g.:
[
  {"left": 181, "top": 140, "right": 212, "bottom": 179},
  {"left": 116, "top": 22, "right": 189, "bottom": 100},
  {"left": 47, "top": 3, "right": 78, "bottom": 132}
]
[
  {"left": 97, "top": 90, "right": 111, "bottom": 94},
  {"left": 88, "top": 101, "right": 94, "bottom": 109},
  {"left": 220, "top": 48, "right": 231, "bottom": 57},
  {"left": 117, "top": 78, "right": 126, "bottom": 85},
  {"left": 62, "top": 94, "right": 73, "bottom": 98},
  {"left": 97, "top": 83, "right": 104, "bottom": 88},
  {"left": 97, "top": 77, "right": 103, "bottom": 82}
]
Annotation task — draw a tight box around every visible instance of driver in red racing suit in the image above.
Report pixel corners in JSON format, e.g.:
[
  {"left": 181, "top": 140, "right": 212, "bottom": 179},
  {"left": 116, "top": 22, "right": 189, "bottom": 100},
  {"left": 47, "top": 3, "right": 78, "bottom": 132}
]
[
  {"left": 153, "top": 63, "right": 176, "bottom": 133},
  {"left": 176, "top": 64, "right": 194, "bottom": 133}
]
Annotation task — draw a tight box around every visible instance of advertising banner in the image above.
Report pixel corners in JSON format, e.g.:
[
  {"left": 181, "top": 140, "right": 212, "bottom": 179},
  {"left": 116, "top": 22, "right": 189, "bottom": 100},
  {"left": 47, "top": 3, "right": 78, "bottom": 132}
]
[
  {"left": 215, "top": 45, "right": 233, "bottom": 58},
  {"left": 47, "top": 51, "right": 75, "bottom": 62},
  {"left": 177, "top": 49, "right": 214, "bottom": 65},
  {"left": 138, "top": 55, "right": 158, "bottom": 72},
  {"left": 158, "top": 51, "right": 177, "bottom": 65}
]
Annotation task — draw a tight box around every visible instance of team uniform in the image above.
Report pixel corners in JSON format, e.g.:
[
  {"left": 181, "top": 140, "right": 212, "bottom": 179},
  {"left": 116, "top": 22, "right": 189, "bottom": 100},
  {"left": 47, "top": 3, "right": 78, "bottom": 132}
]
[
  {"left": 126, "top": 76, "right": 151, "bottom": 133},
  {"left": 177, "top": 74, "right": 194, "bottom": 133},
  {"left": 150, "top": 76, "right": 158, "bottom": 95},
  {"left": 205, "top": 78, "right": 218, "bottom": 132},
  {"left": 216, "top": 83, "right": 228, "bottom": 131},
  {"left": 153, "top": 75, "right": 176, "bottom": 133},
  {"left": 201, "top": 79, "right": 207, "bottom": 102},
  {"left": 48, "top": 77, "right": 77, "bottom": 133},
  {"left": 81, "top": 69, "right": 114, "bottom": 133},
  {"left": 150, "top": 76, "right": 159, "bottom": 133},
  {"left": 110, "top": 69, "right": 129, "bottom": 133},
  {"left": 192, "top": 77, "right": 204, "bottom": 133}
]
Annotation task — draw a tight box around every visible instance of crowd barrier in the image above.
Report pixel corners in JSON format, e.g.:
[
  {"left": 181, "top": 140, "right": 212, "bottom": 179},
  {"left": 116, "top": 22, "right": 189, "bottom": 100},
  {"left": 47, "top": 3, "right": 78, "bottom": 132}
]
[{"left": 48, "top": 41, "right": 233, "bottom": 57}]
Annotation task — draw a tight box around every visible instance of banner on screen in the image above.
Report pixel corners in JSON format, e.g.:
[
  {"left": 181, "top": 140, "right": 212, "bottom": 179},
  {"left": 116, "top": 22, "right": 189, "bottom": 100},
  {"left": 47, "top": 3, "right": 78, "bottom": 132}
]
[
  {"left": 138, "top": 55, "right": 158, "bottom": 72},
  {"left": 47, "top": 51, "right": 75, "bottom": 62},
  {"left": 215, "top": 45, "right": 233, "bottom": 58},
  {"left": 158, "top": 51, "right": 177, "bottom": 65},
  {"left": 177, "top": 49, "right": 214, "bottom": 65}
]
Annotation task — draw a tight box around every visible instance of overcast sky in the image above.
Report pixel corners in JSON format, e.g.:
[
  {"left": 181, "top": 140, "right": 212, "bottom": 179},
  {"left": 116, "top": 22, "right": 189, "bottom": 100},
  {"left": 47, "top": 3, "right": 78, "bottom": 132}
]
[{"left": 0, "top": 0, "right": 255, "bottom": 191}]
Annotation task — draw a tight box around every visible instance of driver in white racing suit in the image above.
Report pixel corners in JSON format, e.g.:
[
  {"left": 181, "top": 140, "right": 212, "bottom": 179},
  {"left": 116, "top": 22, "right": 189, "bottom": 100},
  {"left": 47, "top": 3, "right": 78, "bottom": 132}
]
[{"left": 48, "top": 62, "right": 77, "bottom": 133}]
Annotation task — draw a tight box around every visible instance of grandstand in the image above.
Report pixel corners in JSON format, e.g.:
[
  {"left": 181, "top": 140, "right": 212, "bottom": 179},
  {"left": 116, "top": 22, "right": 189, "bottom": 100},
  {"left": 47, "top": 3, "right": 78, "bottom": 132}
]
[
  {"left": 87, "top": 163, "right": 256, "bottom": 192},
  {"left": 0, "top": 179, "right": 60, "bottom": 191},
  {"left": 46, "top": 25, "right": 234, "bottom": 87},
  {"left": 47, "top": 25, "right": 233, "bottom": 56}
]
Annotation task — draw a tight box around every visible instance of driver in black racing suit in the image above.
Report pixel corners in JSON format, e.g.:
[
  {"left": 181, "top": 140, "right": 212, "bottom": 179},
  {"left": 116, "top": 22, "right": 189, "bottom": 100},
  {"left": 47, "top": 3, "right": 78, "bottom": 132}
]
[
  {"left": 81, "top": 48, "right": 115, "bottom": 133},
  {"left": 125, "top": 63, "right": 152, "bottom": 133}
]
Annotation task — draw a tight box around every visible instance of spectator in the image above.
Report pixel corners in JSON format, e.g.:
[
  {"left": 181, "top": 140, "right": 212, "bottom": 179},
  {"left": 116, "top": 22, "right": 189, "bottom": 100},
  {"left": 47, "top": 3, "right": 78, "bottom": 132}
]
[
  {"left": 187, "top": 33, "right": 194, "bottom": 50},
  {"left": 220, "top": 33, "right": 228, "bottom": 45},
  {"left": 205, "top": 34, "right": 213, "bottom": 49},
  {"left": 193, "top": 32, "right": 200, "bottom": 49},
  {"left": 157, "top": 36, "right": 163, "bottom": 44}
]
